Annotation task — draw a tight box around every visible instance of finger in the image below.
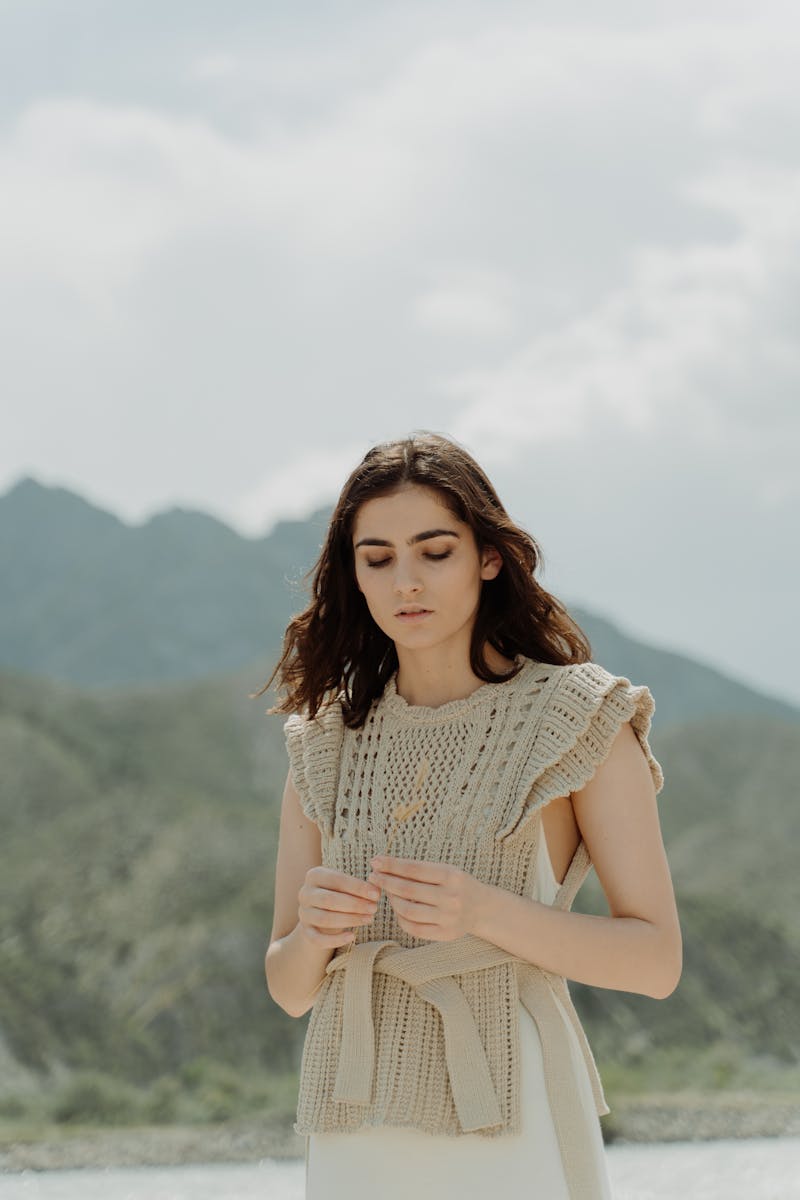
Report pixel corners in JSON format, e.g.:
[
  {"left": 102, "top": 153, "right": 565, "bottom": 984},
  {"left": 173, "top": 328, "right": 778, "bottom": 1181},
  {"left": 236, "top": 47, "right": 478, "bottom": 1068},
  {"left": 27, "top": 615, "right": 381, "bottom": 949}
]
[
  {"left": 370, "top": 856, "right": 447, "bottom": 883},
  {"left": 403, "top": 918, "right": 441, "bottom": 935},
  {"left": 369, "top": 872, "right": 441, "bottom": 904},
  {"left": 312, "top": 868, "right": 382, "bottom": 904},
  {"left": 396, "top": 911, "right": 441, "bottom": 936},
  {"left": 308, "top": 904, "right": 376, "bottom": 928},
  {"left": 313, "top": 886, "right": 380, "bottom": 915},
  {"left": 386, "top": 895, "right": 440, "bottom": 924},
  {"left": 303, "top": 924, "right": 356, "bottom": 947}
]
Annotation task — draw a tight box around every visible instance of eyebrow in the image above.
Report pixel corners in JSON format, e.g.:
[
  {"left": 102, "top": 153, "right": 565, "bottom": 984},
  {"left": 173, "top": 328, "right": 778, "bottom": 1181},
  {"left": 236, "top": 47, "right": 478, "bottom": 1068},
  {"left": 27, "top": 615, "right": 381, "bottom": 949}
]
[{"left": 354, "top": 528, "right": 461, "bottom": 549}]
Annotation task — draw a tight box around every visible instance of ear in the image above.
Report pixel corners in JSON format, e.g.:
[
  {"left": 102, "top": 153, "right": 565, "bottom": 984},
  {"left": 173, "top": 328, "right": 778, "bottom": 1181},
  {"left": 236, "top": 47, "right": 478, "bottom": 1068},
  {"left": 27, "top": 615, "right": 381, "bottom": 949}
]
[{"left": 480, "top": 546, "right": 503, "bottom": 581}]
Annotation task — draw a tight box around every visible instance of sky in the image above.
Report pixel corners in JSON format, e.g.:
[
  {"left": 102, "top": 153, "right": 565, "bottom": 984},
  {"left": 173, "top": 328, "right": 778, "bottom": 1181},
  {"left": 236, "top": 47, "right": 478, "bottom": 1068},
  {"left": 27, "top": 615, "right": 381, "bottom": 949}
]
[{"left": 2, "top": 1, "right": 798, "bottom": 705}]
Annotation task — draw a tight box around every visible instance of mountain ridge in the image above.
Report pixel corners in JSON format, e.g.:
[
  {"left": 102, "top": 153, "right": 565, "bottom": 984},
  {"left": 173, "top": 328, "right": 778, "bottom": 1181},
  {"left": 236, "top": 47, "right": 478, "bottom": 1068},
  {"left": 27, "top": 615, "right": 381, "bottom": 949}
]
[{"left": 1, "top": 477, "right": 795, "bottom": 724}]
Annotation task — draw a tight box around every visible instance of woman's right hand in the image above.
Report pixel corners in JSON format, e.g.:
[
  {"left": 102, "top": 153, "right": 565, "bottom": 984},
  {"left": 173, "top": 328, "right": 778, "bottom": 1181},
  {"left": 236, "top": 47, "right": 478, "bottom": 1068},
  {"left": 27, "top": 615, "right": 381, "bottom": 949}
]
[{"left": 298, "top": 866, "right": 381, "bottom": 947}]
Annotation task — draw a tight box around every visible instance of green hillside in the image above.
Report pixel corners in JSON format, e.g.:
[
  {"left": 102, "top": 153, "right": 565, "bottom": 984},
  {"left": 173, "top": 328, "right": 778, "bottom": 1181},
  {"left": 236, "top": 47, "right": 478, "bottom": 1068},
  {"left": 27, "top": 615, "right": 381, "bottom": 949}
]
[
  {"left": 0, "top": 664, "right": 797, "bottom": 1131},
  {"left": 0, "top": 477, "right": 327, "bottom": 689}
]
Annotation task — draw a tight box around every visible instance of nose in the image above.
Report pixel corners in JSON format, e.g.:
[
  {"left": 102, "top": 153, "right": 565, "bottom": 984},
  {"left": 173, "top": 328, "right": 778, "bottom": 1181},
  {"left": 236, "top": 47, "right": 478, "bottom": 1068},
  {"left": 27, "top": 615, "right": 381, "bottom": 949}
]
[{"left": 393, "top": 560, "right": 424, "bottom": 597}]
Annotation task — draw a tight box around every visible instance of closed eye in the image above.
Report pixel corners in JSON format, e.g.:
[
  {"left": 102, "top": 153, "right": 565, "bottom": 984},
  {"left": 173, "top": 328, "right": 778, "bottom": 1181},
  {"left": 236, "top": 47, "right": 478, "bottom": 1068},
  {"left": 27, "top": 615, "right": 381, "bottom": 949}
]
[{"left": 366, "top": 551, "right": 452, "bottom": 568}]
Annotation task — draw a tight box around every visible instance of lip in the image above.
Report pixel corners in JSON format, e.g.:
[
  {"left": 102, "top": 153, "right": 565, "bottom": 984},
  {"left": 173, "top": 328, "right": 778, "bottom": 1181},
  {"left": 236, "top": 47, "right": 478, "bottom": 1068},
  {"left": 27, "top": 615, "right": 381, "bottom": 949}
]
[{"left": 395, "top": 609, "right": 432, "bottom": 621}]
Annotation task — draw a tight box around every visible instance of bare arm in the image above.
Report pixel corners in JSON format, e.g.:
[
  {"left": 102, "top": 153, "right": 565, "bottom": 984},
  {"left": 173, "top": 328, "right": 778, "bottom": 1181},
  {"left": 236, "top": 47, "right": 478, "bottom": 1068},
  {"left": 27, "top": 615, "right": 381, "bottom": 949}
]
[
  {"left": 265, "top": 768, "right": 380, "bottom": 1018},
  {"left": 471, "top": 721, "right": 682, "bottom": 999}
]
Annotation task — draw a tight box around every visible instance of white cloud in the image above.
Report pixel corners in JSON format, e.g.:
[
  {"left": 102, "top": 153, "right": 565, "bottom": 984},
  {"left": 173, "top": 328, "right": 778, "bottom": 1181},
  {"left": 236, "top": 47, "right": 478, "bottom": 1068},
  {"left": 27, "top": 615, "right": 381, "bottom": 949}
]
[
  {"left": 413, "top": 270, "right": 516, "bottom": 339},
  {"left": 0, "top": 99, "right": 283, "bottom": 307},
  {"left": 234, "top": 443, "right": 368, "bottom": 536},
  {"left": 2, "top": 18, "right": 798, "bottom": 294},
  {"left": 3, "top": 14, "right": 798, "bottom": 495},
  {"left": 190, "top": 55, "right": 239, "bottom": 82},
  {"left": 442, "top": 160, "right": 800, "bottom": 511}
]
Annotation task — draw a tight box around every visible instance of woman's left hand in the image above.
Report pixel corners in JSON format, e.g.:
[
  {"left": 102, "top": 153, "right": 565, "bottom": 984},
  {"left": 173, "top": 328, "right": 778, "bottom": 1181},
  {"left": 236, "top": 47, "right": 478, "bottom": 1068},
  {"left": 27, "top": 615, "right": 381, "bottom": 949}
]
[{"left": 368, "top": 854, "right": 485, "bottom": 942}]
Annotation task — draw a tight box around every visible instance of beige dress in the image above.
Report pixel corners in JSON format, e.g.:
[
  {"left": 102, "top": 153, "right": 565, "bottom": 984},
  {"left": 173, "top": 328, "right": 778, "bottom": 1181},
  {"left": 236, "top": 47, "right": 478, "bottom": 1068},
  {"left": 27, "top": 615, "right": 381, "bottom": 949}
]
[{"left": 305, "top": 828, "right": 613, "bottom": 1199}]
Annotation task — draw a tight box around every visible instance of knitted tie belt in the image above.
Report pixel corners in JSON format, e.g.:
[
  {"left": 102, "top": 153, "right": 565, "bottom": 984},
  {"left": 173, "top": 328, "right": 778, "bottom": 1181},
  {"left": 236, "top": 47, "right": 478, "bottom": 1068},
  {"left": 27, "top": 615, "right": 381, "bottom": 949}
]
[{"left": 325, "top": 932, "right": 607, "bottom": 1200}]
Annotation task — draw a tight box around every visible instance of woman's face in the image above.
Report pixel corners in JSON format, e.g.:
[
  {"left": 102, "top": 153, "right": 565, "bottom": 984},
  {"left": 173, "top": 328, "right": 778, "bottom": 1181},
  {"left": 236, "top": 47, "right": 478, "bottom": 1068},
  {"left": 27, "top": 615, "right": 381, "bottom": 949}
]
[{"left": 351, "top": 484, "right": 503, "bottom": 652}]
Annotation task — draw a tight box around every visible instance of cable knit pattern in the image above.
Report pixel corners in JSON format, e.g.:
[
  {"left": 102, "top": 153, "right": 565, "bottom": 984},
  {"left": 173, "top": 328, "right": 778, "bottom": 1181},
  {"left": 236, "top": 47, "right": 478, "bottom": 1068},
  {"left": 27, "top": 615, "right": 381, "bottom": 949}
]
[{"left": 282, "top": 656, "right": 664, "bottom": 1168}]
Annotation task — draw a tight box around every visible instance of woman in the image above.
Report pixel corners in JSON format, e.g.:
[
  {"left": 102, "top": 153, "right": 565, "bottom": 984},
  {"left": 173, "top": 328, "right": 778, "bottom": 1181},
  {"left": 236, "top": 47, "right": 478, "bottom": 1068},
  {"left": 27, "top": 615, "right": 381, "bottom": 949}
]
[{"left": 261, "top": 431, "right": 682, "bottom": 1199}]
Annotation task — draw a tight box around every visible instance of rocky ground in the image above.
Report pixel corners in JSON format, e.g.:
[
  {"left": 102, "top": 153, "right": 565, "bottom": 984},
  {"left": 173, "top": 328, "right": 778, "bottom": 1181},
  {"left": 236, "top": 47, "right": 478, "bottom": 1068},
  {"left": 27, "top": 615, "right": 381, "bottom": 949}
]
[
  {"left": 0, "top": 1094, "right": 798, "bottom": 1171},
  {"left": 604, "top": 1092, "right": 800, "bottom": 1144}
]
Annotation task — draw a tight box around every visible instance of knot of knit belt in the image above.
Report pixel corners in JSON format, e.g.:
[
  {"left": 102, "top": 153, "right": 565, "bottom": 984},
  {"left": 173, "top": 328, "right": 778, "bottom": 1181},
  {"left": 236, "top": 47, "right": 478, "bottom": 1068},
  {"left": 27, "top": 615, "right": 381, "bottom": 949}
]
[
  {"left": 326, "top": 934, "right": 522, "bottom": 1132},
  {"left": 325, "top": 932, "right": 597, "bottom": 1131}
]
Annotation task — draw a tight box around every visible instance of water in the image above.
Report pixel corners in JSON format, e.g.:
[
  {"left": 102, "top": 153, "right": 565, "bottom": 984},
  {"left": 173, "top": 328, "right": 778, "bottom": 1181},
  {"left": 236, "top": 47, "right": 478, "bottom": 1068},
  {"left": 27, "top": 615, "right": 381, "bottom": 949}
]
[{"left": 0, "top": 1138, "right": 798, "bottom": 1199}]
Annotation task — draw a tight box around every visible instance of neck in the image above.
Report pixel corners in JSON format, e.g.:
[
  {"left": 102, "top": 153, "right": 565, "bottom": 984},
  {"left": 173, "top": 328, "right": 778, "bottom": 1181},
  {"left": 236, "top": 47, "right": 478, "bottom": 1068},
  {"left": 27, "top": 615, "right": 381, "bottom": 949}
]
[{"left": 394, "top": 647, "right": 518, "bottom": 708}]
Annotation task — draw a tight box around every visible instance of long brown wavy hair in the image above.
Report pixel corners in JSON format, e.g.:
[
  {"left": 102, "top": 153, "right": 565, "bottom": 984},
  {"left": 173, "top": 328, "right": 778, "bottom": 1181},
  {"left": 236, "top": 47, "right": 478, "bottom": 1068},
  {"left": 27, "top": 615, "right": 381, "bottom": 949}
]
[{"left": 253, "top": 431, "right": 591, "bottom": 729}]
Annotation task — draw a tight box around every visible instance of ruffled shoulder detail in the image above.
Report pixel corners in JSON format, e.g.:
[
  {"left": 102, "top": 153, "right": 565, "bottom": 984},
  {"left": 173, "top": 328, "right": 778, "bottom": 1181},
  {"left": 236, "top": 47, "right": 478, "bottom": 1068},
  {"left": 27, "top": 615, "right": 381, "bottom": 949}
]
[
  {"left": 494, "top": 661, "right": 664, "bottom": 842},
  {"left": 283, "top": 698, "right": 345, "bottom": 838}
]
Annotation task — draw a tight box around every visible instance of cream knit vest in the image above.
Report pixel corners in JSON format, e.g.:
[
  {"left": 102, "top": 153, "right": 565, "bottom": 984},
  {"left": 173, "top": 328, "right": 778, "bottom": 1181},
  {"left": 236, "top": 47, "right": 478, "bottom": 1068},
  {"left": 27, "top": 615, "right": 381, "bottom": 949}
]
[{"left": 283, "top": 657, "right": 664, "bottom": 1188}]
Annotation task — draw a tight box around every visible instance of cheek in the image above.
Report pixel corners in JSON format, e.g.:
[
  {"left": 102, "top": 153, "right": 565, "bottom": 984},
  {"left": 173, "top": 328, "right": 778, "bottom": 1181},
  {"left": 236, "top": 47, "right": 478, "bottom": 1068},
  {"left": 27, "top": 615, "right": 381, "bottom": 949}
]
[
  {"left": 354, "top": 563, "right": 372, "bottom": 593},
  {"left": 356, "top": 568, "right": 386, "bottom": 608},
  {"left": 446, "top": 561, "right": 480, "bottom": 598},
  {"left": 357, "top": 566, "right": 377, "bottom": 590}
]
